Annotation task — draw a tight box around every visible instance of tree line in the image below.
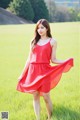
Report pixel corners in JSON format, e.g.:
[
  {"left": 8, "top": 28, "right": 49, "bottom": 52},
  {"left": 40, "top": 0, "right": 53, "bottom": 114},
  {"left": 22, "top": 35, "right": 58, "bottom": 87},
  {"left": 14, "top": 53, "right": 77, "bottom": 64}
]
[
  {"left": 45, "top": 0, "right": 80, "bottom": 22},
  {"left": 0, "top": 0, "right": 80, "bottom": 23}
]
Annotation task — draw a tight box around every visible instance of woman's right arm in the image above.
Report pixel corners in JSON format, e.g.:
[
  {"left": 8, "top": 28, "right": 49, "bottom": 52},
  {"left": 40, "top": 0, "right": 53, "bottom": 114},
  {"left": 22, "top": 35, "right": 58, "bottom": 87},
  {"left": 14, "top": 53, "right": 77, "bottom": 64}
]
[{"left": 18, "top": 50, "right": 32, "bottom": 80}]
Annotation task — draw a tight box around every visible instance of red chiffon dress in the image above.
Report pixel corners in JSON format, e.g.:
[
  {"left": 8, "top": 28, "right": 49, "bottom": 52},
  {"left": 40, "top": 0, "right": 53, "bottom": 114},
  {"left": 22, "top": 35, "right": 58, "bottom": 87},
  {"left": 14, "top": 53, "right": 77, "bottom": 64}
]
[{"left": 16, "top": 39, "right": 73, "bottom": 95}]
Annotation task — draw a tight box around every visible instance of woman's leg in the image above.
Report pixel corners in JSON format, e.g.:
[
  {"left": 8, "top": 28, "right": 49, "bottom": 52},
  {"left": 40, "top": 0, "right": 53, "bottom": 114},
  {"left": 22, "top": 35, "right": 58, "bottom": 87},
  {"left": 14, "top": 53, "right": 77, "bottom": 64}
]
[
  {"left": 42, "top": 92, "right": 53, "bottom": 120},
  {"left": 33, "top": 91, "right": 40, "bottom": 120}
]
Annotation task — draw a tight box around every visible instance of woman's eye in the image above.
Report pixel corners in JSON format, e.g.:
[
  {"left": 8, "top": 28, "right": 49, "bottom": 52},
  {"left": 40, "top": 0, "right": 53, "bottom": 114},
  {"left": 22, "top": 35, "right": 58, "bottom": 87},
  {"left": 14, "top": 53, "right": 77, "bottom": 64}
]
[{"left": 37, "top": 26, "right": 44, "bottom": 30}]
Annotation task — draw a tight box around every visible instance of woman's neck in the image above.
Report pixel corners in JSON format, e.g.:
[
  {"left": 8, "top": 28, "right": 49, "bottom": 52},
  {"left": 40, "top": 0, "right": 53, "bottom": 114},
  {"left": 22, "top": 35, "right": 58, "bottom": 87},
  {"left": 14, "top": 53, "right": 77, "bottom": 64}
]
[{"left": 40, "top": 35, "right": 49, "bottom": 40}]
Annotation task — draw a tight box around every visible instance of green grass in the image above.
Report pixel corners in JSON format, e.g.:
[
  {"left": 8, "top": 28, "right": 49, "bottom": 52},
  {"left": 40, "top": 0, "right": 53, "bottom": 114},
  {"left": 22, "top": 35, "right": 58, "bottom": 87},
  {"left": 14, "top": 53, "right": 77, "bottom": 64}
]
[{"left": 0, "top": 22, "right": 80, "bottom": 120}]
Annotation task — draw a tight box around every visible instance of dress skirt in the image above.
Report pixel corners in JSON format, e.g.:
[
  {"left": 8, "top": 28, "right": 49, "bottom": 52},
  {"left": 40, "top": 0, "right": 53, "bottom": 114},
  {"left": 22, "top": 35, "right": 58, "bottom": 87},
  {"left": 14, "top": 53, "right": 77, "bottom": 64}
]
[{"left": 17, "top": 58, "right": 73, "bottom": 95}]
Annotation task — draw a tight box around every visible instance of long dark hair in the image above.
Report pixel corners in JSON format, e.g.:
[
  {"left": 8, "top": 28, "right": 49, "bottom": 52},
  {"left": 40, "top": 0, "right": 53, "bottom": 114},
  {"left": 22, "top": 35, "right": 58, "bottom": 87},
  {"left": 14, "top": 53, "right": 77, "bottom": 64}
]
[{"left": 31, "top": 19, "right": 52, "bottom": 49}]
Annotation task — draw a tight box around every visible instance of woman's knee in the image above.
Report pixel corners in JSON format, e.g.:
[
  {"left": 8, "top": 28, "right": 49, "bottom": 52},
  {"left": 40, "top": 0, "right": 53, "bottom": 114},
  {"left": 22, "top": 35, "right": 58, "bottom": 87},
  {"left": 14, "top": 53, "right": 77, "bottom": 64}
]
[
  {"left": 42, "top": 93, "right": 50, "bottom": 103},
  {"left": 33, "top": 91, "right": 40, "bottom": 100}
]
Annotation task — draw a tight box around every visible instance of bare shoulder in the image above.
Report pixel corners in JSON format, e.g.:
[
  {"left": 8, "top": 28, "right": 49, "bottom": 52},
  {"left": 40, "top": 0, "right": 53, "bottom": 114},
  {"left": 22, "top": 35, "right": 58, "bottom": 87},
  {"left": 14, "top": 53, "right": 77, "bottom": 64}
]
[{"left": 50, "top": 38, "right": 57, "bottom": 47}]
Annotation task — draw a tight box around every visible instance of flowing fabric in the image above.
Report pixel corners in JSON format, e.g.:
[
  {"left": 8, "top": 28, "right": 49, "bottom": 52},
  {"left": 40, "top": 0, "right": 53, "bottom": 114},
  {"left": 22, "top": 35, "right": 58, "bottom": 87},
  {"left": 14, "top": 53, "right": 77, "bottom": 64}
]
[{"left": 16, "top": 39, "right": 73, "bottom": 95}]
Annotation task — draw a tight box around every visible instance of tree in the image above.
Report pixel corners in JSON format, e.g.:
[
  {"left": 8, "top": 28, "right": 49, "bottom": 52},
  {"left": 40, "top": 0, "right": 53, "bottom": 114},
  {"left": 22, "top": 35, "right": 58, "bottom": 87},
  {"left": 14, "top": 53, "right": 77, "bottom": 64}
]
[
  {"left": 77, "top": 13, "right": 80, "bottom": 21},
  {"left": 69, "top": 8, "right": 80, "bottom": 21},
  {"left": 77, "top": 8, "right": 80, "bottom": 21},
  {"left": 44, "top": 0, "right": 56, "bottom": 22},
  {"left": 0, "top": 0, "right": 12, "bottom": 9},
  {"left": 29, "top": 0, "right": 49, "bottom": 23},
  {"left": 9, "top": 0, "right": 34, "bottom": 21},
  {"left": 55, "top": 6, "right": 70, "bottom": 22}
]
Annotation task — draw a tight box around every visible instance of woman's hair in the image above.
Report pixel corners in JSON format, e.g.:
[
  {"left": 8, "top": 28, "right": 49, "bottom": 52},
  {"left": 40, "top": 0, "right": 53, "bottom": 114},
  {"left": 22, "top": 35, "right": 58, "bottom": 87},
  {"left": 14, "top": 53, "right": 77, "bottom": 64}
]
[{"left": 31, "top": 19, "right": 52, "bottom": 49}]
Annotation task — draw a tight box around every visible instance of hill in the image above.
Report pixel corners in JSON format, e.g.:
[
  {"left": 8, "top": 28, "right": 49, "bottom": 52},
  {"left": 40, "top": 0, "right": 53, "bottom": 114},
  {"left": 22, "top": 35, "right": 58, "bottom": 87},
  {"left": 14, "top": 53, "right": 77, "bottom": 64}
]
[{"left": 0, "top": 7, "right": 33, "bottom": 25}]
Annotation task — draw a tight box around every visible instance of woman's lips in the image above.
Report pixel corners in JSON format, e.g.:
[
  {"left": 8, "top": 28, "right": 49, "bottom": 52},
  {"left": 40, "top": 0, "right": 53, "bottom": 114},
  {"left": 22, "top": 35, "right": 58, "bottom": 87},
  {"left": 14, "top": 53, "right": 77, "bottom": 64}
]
[{"left": 39, "top": 32, "right": 43, "bottom": 34}]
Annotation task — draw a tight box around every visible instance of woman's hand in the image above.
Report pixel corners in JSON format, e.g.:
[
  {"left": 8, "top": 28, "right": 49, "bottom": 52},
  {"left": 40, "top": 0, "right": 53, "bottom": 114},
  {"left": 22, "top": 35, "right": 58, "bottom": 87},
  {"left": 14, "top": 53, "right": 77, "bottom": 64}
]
[{"left": 18, "top": 75, "right": 23, "bottom": 81}]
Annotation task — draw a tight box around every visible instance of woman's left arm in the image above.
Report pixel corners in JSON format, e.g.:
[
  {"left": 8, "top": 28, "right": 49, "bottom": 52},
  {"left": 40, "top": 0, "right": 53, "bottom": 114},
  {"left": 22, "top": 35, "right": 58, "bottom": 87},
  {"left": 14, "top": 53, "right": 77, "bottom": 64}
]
[{"left": 50, "top": 39, "right": 70, "bottom": 64}]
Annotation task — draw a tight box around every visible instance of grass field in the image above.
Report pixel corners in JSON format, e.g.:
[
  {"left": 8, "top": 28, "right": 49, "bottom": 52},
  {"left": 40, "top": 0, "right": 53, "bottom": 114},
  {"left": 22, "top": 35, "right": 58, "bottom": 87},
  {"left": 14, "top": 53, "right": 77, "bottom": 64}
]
[{"left": 0, "top": 22, "right": 80, "bottom": 120}]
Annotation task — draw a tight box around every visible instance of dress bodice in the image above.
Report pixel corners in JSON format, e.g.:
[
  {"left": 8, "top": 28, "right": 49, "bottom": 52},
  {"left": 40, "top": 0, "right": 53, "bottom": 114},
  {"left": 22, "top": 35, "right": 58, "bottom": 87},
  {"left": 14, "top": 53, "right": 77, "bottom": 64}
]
[{"left": 30, "top": 40, "right": 52, "bottom": 64}]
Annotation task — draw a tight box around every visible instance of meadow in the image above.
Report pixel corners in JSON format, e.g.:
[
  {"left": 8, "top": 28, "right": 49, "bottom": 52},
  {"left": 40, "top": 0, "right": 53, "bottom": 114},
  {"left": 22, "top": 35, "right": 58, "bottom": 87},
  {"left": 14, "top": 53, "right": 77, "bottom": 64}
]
[{"left": 0, "top": 22, "right": 80, "bottom": 120}]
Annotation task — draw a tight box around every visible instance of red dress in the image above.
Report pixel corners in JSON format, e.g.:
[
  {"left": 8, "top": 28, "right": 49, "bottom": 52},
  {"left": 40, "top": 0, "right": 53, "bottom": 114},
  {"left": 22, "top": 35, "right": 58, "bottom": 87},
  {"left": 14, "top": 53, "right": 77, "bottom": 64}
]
[{"left": 16, "top": 39, "right": 73, "bottom": 95}]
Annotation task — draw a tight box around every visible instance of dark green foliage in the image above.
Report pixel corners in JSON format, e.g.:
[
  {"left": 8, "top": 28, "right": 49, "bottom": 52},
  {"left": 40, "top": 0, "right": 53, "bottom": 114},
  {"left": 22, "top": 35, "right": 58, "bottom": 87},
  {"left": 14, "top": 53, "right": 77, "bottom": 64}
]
[
  {"left": 0, "top": 0, "right": 12, "bottom": 9},
  {"left": 29, "top": 0, "right": 49, "bottom": 23},
  {"left": 9, "top": 0, "right": 34, "bottom": 20}
]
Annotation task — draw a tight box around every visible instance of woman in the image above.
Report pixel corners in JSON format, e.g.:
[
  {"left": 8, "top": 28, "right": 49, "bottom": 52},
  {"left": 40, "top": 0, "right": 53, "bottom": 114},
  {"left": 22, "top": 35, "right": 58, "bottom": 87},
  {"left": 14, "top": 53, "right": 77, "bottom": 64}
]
[{"left": 17, "top": 19, "right": 73, "bottom": 120}]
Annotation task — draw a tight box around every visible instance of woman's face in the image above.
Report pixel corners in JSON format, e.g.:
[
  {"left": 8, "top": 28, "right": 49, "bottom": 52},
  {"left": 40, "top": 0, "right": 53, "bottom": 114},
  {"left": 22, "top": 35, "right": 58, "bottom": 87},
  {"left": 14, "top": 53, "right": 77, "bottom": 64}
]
[{"left": 37, "top": 23, "right": 47, "bottom": 36}]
